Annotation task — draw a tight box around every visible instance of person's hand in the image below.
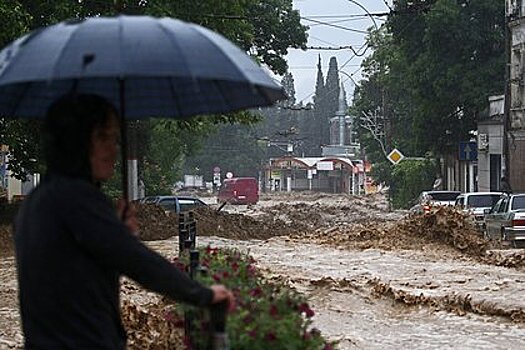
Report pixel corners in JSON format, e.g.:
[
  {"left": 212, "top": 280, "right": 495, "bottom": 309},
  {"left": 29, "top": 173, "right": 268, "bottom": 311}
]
[
  {"left": 210, "top": 284, "right": 236, "bottom": 312},
  {"left": 116, "top": 199, "right": 139, "bottom": 236}
]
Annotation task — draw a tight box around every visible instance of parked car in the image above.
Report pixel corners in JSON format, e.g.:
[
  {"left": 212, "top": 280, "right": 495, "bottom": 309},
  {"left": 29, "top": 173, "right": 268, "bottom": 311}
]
[
  {"left": 454, "top": 192, "right": 504, "bottom": 231},
  {"left": 484, "top": 193, "right": 525, "bottom": 247},
  {"left": 410, "top": 190, "right": 462, "bottom": 214},
  {"left": 140, "top": 195, "right": 207, "bottom": 213},
  {"left": 217, "top": 177, "right": 259, "bottom": 205}
]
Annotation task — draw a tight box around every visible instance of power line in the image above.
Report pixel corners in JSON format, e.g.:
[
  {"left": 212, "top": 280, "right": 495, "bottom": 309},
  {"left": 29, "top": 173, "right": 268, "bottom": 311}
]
[
  {"left": 306, "top": 45, "right": 369, "bottom": 56},
  {"left": 301, "top": 13, "right": 389, "bottom": 19},
  {"left": 343, "top": 0, "right": 379, "bottom": 30},
  {"left": 307, "top": 17, "right": 383, "bottom": 27},
  {"left": 301, "top": 17, "right": 369, "bottom": 34},
  {"left": 288, "top": 64, "right": 361, "bottom": 69},
  {"left": 309, "top": 35, "right": 342, "bottom": 47}
]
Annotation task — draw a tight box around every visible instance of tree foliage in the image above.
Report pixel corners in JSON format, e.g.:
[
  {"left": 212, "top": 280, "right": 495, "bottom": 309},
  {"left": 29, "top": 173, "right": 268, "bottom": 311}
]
[
  {"left": 391, "top": 159, "right": 438, "bottom": 209},
  {"left": 352, "top": 0, "right": 505, "bottom": 191},
  {"left": 0, "top": 0, "right": 308, "bottom": 185}
]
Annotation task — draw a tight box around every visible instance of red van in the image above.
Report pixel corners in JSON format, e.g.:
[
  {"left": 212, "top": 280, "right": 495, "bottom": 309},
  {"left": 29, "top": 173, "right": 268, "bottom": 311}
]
[{"left": 217, "top": 177, "right": 259, "bottom": 205}]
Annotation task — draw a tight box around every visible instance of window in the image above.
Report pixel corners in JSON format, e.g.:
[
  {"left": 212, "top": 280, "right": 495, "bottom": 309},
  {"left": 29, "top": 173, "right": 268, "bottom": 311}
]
[
  {"left": 428, "top": 192, "right": 460, "bottom": 201},
  {"left": 178, "top": 198, "right": 205, "bottom": 212},
  {"left": 499, "top": 198, "right": 510, "bottom": 213},
  {"left": 511, "top": 196, "right": 525, "bottom": 210},
  {"left": 491, "top": 198, "right": 503, "bottom": 213},
  {"left": 455, "top": 197, "right": 464, "bottom": 208},
  {"left": 158, "top": 198, "right": 176, "bottom": 211},
  {"left": 467, "top": 195, "right": 502, "bottom": 208}
]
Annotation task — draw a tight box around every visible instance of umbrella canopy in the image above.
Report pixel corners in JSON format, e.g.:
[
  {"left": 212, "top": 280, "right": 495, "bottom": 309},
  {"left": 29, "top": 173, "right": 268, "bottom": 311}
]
[{"left": 0, "top": 15, "right": 285, "bottom": 119}]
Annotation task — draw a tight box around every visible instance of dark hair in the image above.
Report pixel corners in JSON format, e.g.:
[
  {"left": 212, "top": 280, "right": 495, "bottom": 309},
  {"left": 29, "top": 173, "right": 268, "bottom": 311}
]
[{"left": 43, "top": 94, "right": 118, "bottom": 179}]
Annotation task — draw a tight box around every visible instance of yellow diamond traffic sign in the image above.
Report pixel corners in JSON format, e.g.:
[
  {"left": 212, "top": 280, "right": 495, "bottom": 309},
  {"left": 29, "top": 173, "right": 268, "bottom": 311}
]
[{"left": 387, "top": 148, "right": 405, "bottom": 165}]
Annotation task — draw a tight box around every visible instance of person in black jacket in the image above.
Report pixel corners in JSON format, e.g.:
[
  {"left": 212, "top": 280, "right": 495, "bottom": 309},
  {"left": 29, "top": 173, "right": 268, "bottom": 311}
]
[{"left": 14, "top": 94, "right": 234, "bottom": 349}]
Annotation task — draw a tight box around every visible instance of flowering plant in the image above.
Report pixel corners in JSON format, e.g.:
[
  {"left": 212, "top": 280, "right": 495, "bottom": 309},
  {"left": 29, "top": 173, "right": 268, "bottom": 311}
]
[{"left": 168, "top": 246, "right": 336, "bottom": 350}]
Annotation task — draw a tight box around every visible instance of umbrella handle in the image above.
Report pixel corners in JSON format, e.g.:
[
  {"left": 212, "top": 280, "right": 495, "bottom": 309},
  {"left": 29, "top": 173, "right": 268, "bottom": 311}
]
[{"left": 119, "top": 79, "right": 129, "bottom": 203}]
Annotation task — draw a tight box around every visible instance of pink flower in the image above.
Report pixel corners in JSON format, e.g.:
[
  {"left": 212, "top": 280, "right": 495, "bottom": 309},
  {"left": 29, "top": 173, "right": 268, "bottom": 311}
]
[
  {"left": 265, "top": 331, "right": 277, "bottom": 342},
  {"left": 212, "top": 273, "right": 221, "bottom": 282},
  {"left": 298, "top": 303, "right": 315, "bottom": 318},
  {"left": 206, "top": 246, "right": 218, "bottom": 255},
  {"left": 249, "top": 287, "right": 262, "bottom": 297},
  {"left": 172, "top": 261, "right": 186, "bottom": 272},
  {"left": 269, "top": 304, "right": 279, "bottom": 318},
  {"left": 231, "top": 262, "right": 239, "bottom": 272},
  {"left": 222, "top": 271, "right": 230, "bottom": 279}
]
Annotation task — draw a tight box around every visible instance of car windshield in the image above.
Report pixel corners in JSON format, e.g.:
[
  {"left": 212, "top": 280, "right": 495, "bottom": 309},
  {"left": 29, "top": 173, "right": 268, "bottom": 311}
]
[
  {"left": 511, "top": 196, "right": 525, "bottom": 210},
  {"left": 428, "top": 192, "right": 460, "bottom": 201},
  {"left": 158, "top": 198, "right": 176, "bottom": 211},
  {"left": 467, "top": 195, "right": 502, "bottom": 208},
  {"left": 178, "top": 199, "right": 203, "bottom": 212}
]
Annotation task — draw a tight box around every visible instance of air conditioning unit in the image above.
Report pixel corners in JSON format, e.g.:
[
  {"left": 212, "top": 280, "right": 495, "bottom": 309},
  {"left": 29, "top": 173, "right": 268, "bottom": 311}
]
[{"left": 478, "top": 133, "right": 489, "bottom": 151}]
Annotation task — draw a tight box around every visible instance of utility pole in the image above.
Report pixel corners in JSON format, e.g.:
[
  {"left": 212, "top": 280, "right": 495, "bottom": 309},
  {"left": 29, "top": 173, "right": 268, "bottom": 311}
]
[{"left": 503, "top": 3, "right": 512, "bottom": 186}]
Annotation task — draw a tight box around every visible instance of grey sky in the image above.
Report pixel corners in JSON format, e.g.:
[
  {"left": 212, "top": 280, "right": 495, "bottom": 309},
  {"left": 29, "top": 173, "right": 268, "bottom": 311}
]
[{"left": 283, "top": 0, "right": 392, "bottom": 105}]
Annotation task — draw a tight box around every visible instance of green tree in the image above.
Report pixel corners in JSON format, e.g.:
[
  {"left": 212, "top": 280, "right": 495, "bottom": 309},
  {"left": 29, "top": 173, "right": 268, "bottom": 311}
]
[
  {"left": 387, "top": 0, "right": 504, "bottom": 154},
  {"left": 352, "top": 0, "right": 504, "bottom": 192},
  {"left": 391, "top": 159, "right": 438, "bottom": 209},
  {"left": 323, "top": 57, "right": 340, "bottom": 145},
  {"left": 183, "top": 122, "right": 265, "bottom": 182},
  {"left": 0, "top": 0, "right": 308, "bottom": 184}
]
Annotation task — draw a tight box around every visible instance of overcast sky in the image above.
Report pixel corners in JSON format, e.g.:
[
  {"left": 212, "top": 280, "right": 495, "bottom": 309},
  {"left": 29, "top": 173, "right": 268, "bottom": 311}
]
[{"left": 283, "top": 0, "right": 393, "bottom": 105}]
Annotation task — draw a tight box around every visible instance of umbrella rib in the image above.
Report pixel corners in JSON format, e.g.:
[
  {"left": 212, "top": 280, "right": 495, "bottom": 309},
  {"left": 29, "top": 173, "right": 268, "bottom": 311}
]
[
  {"left": 50, "top": 23, "right": 82, "bottom": 82},
  {"left": 212, "top": 79, "right": 233, "bottom": 113},
  {"left": 157, "top": 20, "right": 194, "bottom": 81},
  {"left": 191, "top": 26, "right": 250, "bottom": 83},
  {"left": 167, "top": 77, "right": 183, "bottom": 116}
]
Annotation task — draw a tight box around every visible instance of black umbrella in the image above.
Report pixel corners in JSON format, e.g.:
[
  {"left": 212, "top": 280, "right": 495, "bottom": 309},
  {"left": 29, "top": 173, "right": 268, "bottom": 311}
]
[{"left": 0, "top": 15, "right": 286, "bottom": 199}]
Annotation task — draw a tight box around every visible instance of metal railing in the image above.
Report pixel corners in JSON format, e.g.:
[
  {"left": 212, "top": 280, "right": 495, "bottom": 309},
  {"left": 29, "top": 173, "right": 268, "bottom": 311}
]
[{"left": 178, "top": 212, "right": 229, "bottom": 350}]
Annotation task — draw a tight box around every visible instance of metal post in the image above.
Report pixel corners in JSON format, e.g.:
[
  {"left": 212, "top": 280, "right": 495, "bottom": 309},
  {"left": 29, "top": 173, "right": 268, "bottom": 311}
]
[
  {"left": 178, "top": 213, "right": 187, "bottom": 255},
  {"left": 189, "top": 250, "right": 199, "bottom": 280},
  {"left": 208, "top": 301, "right": 230, "bottom": 350},
  {"left": 504, "top": 9, "right": 512, "bottom": 184}
]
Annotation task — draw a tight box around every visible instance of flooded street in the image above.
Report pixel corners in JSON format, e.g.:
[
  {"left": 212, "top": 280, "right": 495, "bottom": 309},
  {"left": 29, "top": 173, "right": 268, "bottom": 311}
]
[
  {"left": 3, "top": 193, "right": 525, "bottom": 349},
  {"left": 194, "top": 237, "right": 525, "bottom": 349}
]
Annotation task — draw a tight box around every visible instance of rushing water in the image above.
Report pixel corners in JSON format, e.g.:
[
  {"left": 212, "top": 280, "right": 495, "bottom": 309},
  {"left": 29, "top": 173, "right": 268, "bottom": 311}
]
[{"left": 197, "top": 237, "right": 525, "bottom": 350}]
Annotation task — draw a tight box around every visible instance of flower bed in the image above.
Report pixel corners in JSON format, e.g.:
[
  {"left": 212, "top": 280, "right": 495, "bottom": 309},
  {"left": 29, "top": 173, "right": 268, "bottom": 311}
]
[{"left": 166, "top": 246, "right": 336, "bottom": 350}]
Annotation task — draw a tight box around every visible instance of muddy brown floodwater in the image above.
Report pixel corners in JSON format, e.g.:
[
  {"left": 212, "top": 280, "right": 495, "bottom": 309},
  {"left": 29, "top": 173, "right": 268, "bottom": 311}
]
[
  {"left": 2, "top": 192, "right": 525, "bottom": 349},
  {"left": 194, "top": 237, "right": 525, "bottom": 349}
]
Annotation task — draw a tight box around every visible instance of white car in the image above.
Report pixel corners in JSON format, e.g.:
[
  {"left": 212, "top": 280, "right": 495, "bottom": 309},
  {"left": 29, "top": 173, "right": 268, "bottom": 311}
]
[
  {"left": 454, "top": 192, "right": 504, "bottom": 231},
  {"left": 410, "top": 190, "right": 461, "bottom": 214},
  {"left": 485, "top": 194, "right": 525, "bottom": 247}
]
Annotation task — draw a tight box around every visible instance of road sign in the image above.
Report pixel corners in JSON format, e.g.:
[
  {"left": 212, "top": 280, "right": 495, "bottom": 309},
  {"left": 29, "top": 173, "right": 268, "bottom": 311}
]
[
  {"left": 226, "top": 172, "right": 233, "bottom": 179},
  {"left": 387, "top": 149, "right": 405, "bottom": 165},
  {"left": 459, "top": 141, "right": 477, "bottom": 161}
]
